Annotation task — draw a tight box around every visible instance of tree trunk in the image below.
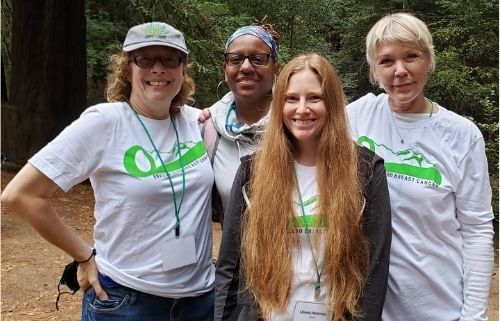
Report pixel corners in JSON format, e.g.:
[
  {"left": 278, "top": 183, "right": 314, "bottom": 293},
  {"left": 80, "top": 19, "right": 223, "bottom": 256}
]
[
  {"left": 2, "top": 0, "right": 86, "bottom": 166},
  {"left": 1, "top": 60, "right": 7, "bottom": 102}
]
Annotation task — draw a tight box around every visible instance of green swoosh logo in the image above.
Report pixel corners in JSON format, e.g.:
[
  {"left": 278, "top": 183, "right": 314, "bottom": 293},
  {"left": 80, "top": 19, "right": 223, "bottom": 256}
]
[
  {"left": 123, "top": 141, "right": 206, "bottom": 177},
  {"left": 357, "top": 135, "right": 442, "bottom": 185}
]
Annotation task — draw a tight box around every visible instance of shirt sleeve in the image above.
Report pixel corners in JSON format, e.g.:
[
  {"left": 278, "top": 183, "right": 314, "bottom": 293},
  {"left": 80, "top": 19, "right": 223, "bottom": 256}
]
[
  {"left": 181, "top": 105, "right": 204, "bottom": 132},
  {"left": 456, "top": 136, "right": 494, "bottom": 321},
  {"left": 29, "top": 107, "right": 109, "bottom": 192}
]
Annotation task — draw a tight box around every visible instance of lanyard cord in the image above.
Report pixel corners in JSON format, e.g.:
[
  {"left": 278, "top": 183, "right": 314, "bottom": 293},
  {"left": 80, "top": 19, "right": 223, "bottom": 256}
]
[
  {"left": 130, "top": 105, "right": 186, "bottom": 237},
  {"left": 294, "top": 171, "right": 324, "bottom": 296},
  {"left": 225, "top": 102, "right": 244, "bottom": 134}
]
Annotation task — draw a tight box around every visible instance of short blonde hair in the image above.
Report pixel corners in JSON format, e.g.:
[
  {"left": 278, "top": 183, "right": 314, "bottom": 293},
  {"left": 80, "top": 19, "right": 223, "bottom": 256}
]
[
  {"left": 366, "top": 12, "right": 435, "bottom": 83},
  {"left": 106, "top": 51, "right": 195, "bottom": 114}
]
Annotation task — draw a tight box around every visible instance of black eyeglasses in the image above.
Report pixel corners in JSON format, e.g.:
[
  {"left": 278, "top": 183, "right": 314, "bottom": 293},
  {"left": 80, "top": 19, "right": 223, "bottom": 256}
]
[
  {"left": 132, "top": 55, "right": 183, "bottom": 69},
  {"left": 224, "top": 53, "right": 271, "bottom": 68}
]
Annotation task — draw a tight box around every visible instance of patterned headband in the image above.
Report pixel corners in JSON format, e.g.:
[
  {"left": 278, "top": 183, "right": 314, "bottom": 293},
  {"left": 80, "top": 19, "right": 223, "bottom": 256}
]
[{"left": 225, "top": 26, "right": 279, "bottom": 61}]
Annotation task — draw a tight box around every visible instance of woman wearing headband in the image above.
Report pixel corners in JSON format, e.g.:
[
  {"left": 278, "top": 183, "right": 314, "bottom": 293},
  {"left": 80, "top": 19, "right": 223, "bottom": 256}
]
[
  {"left": 2, "top": 22, "right": 215, "bottom": 320},
  {"left": 202, "top": 23, "right": 280, "bottom": 226},
  {"left": 347, "top": 13, "right": 494, "bottom": 320}
]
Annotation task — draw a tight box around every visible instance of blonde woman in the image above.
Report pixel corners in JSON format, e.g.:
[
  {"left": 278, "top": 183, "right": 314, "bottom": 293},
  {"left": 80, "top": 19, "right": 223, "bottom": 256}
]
[
  {"left": 215, "top": 53, "right": 391, "bottom": 321},
  {"left": 347, "top": 13, "right": 494, "bottom": 320}
]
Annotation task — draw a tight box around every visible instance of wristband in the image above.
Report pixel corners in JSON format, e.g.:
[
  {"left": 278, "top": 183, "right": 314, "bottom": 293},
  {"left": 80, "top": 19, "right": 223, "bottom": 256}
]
[{"left": 75, "top": 248, "right": 96, "bottom": 264}]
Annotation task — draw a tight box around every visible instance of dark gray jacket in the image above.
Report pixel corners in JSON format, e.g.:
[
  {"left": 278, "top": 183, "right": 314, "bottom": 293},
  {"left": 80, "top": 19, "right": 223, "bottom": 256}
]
[{"left": 214, "top": 146, "right": 392, "bottom": 321}]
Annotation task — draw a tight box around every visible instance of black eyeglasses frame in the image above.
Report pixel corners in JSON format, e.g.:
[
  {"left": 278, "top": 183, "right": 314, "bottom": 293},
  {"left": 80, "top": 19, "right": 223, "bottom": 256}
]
[{"left": 224, "top": 53, "right": 272, "bottom": 68}]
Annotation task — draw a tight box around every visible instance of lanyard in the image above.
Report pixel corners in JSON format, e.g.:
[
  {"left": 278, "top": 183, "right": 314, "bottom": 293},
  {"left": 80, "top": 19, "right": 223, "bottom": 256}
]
[
  {"left": 294, "top": 171, "right": 324, "bottom": 300},
  {"left": 224, "top": 102, "right": 244, "bottom": 134},
  {"left": 130, "top": 104, "right": 186, "bottom": 237}
]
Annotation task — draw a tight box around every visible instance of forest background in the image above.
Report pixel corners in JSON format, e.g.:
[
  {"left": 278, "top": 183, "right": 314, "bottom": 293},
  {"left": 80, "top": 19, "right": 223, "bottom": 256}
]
[{"left": 1, "top": 0, "right": 498, "bottom": 221}]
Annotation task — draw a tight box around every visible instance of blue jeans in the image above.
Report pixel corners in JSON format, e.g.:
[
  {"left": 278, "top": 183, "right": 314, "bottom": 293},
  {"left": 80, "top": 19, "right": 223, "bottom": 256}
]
[{"left": 81, "top": 282, "right": 214, "bottom": 321}]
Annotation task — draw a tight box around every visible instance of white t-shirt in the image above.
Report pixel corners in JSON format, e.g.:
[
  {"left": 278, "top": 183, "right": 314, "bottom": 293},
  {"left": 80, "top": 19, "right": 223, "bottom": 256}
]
[
  {"left": 347, "top": 93, "right": 494, "bottom": 321},
  {"left": 30, "top": 102, "right": 215, "bottom": 298},
  {"left": 270, "top": 162, "right": 328, "bottom": 321}
]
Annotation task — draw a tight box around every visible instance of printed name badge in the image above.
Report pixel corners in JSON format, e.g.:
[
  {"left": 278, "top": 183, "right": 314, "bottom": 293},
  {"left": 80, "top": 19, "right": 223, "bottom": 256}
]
[
  {"left": 293, "top": 301, "right": 329, "bottom": 321},
  {"left": 161, "top": 235, "right": 197, "bottom": 271}
]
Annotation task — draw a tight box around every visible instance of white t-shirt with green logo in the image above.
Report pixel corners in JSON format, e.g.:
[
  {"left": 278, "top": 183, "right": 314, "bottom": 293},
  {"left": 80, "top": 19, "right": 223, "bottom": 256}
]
[
  {"left": 347, "top": 93, "right": 494, "bottom": 321},
  {"left": 30, "top": 102, "right": 215, "bottom": 298},
  {"left": 270, "top": 162, "right": 328, "bottom": 321}
]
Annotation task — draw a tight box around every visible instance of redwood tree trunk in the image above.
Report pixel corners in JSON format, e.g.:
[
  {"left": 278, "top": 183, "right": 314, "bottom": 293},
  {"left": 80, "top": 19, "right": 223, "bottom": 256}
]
[
  {"left": 2, "top": 0, "right": 86, "bottom": 166},
  {"left": 1, "top": 60, "right": 7, "bottom": 102}
]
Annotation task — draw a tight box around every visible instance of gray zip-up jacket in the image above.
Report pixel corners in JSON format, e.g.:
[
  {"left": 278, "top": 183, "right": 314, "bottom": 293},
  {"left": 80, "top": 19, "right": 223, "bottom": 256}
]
[{"left": 214, "top": 146, "right": 392, "bottom": 321}]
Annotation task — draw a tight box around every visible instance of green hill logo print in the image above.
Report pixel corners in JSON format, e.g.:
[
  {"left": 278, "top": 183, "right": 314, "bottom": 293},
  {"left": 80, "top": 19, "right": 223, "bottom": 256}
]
[
  {"left": 357, "top": 136, "right": 442, "bottom": 186},
  {"left": 290, "top": 195, "right": 326, "bottom": 230},
  {"left": 123, "top": 141, "right": 206, "bottom": 178}
]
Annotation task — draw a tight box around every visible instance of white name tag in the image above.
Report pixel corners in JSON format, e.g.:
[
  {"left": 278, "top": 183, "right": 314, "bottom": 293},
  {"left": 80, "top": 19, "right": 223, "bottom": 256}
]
[
  {"left": 161, "top": 235, "right": 197, "bottom": 271},
  {"left": 292, "top": 301, "right": 329, "bottom": 321}
]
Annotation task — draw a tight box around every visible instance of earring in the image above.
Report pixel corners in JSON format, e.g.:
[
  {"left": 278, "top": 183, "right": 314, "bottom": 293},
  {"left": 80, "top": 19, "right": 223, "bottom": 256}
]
[{"left": 216, "top": 80, "right": 228, "bottom": 101}]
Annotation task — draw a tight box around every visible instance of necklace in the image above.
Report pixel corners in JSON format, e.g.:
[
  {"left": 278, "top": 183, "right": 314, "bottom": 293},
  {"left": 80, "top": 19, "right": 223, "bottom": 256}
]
[
  {"left": 294, "top": 171, "right": 323, "bottom": 300},
  {"left": 390, "top": 98, "right": 434, "bottom": 144}
]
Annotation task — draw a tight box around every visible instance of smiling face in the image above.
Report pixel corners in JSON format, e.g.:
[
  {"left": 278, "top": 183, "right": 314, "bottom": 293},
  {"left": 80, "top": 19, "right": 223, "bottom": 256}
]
[
  {"left": 129, "top": 45, "right": 184, "bottom": 119},
  {"left": 224, "top": 35, "right": 278, "bottom": 106},
  {"left": 372, "top": 41, "right": 431, "bottom": 113},
  {"left": 283, "top": 69, "right": 327, "bottom": 149}
]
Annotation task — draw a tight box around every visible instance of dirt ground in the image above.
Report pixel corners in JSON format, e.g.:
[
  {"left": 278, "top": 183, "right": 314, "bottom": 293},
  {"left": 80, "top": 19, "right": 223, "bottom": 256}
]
[{"left": 1, "top": 169, "right": 498, "bottom": 321}]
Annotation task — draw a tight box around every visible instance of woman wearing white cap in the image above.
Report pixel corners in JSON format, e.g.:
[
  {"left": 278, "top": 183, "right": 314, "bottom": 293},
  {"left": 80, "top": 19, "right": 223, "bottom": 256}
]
[{"left": 2, "top": 22, "right": 215, "bottom": 320}]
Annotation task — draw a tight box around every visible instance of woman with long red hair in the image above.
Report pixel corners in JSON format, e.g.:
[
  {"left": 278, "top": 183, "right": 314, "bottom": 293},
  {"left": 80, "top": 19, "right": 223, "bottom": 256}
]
[{"left": 215, "top": 53, "right": 391, "bottom": 321}]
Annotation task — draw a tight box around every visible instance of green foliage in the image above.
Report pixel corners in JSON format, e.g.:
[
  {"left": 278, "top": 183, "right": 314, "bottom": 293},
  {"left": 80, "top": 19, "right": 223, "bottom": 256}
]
[
  {"left": 86, "top": 11, "right": 124, "bottom": 80},
  {"left": 228, "top": 0, "right": 335, "bottom": 61}
]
